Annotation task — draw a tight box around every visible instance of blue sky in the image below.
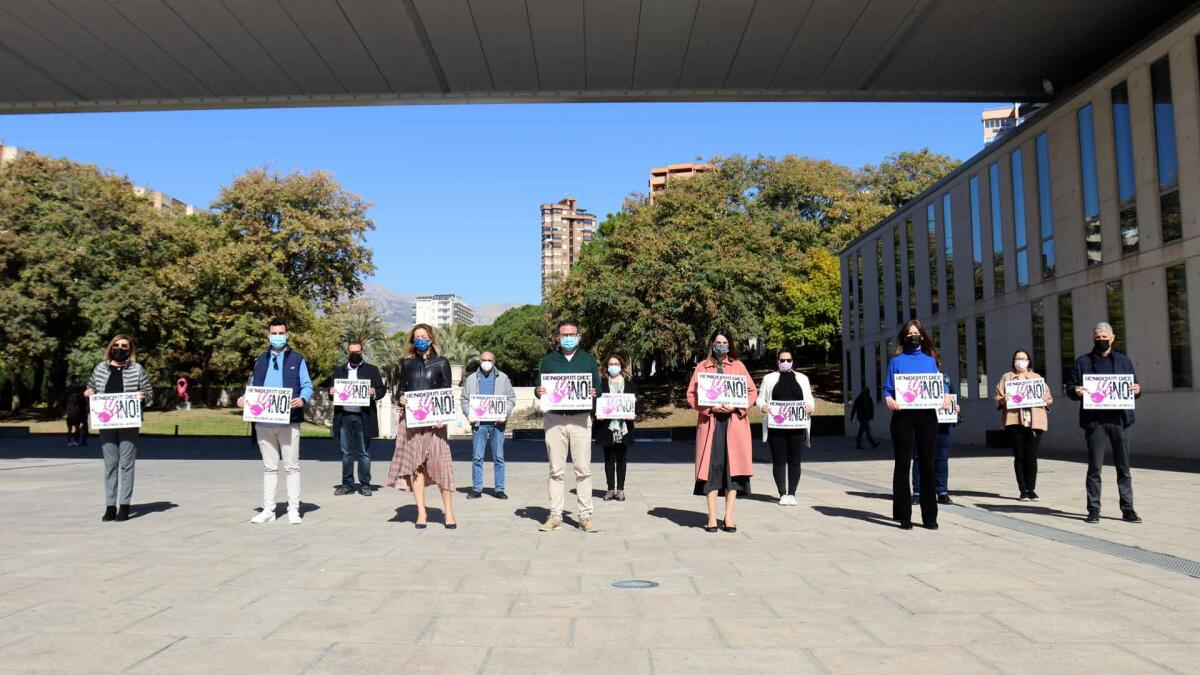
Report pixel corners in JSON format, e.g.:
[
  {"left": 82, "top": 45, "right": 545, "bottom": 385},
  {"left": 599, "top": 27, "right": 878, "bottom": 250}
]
[{"left": 1, "top": 101, "right": 996, "bottom": 305}]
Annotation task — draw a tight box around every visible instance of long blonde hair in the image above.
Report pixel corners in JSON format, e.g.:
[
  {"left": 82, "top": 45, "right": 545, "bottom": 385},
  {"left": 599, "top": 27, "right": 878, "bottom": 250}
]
[{"left": 404, "top": 323, "right": 441, "bottom": 359}]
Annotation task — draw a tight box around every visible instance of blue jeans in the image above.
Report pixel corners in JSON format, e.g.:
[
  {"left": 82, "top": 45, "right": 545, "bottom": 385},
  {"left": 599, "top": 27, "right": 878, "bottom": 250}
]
[
  {"left": 472, "top": 424, "right": 505, "bottom": 493},
  {"left": 913, "top": 427, "right": 951, "bottom": 496},
  {"left": 339, "top": 413, "right": 371, "bottom": 488}
]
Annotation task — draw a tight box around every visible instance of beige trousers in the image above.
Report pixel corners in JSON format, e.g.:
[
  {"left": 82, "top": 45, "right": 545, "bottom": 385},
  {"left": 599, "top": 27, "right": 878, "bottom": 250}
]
[{"left": 544, "top": 413, "right": 593, "bottom": 519}]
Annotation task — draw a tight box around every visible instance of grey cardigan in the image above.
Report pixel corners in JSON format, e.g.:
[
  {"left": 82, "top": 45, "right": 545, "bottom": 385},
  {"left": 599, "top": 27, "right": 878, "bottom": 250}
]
[
  {"left": 88, "top": 361, "right": 153, "bottom": 401},
  {"left": 460, "top": 367, "right": 517, "bottom": 417}
]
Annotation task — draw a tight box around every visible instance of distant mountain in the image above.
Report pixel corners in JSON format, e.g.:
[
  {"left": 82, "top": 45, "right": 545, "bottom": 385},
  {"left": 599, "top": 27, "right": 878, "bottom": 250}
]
[
  {"left": 359, "top": 284, "right": 520, "bottom": 331},
  {"left": 473, "top": 302, "right": 519, "bottom": 325},
  {"left": 360, "top": 283, "right": 418, "bottom": 332}
]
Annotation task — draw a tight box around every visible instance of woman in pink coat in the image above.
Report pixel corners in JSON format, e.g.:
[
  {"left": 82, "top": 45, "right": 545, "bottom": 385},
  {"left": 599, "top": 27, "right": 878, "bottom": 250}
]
[{"left": 687, "top": 328, "right": 757, "bottom": 533}]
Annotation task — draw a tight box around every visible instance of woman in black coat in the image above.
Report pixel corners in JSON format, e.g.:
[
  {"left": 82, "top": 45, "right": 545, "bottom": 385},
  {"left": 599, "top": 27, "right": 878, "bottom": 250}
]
[{"left": 595, "top": 354, "right": 637, "bottom": 501}]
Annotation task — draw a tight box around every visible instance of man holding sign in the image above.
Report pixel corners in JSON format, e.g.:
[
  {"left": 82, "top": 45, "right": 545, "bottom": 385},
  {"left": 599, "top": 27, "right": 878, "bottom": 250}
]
[
  {"left": 329, "top": 341, "right": 385, "bottom": 497},
  {"left": 535, "top": 321, "right": 601, "bottom": 533},
  {"left": 460, "top": 352, "right": 517, "bottom": 500},
  {"left": 238, "top": 318, "right": 313, "bottom": 524},
  {"left": 84, "top": 334, "right": 153, "bottom": 522},
  {"left": 1066, "top": 322, "right": 1142, "bottom": 524}
]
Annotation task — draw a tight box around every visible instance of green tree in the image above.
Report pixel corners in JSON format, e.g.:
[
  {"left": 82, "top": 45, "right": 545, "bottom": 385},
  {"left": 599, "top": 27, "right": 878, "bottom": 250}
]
[
  {"left": 439, "top": 323, "right": 481, "bottom": 367},
  {"left": 331, "top": 299, "right": 387, "bottom": 348},
  {"left": 763, "top": 248, "right": 842, "bottom": 358},
  {"left": 858, "top": 148, "right": 961, "bottom": 210},
  {"left": 476, "top": 305, "right": 549, "bottom": 385}
]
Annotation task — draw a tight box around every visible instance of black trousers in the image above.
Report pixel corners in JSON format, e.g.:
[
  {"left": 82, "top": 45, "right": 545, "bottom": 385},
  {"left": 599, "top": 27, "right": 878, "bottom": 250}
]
[
  {"left": 768, "top": 431, "right": 805, "bottom": 496},
  {"left": 891, "top": 410, "right": 938, "bottom": 525},
  {"left": 1085, "top": 423, "right": 1134, "bottom": 513},
  {"left": 603, "top": 443, "right": 627, "bottom": 490},
  {"left": 1007, "top": 425, "right": 1041, "bottom": 494},
  {"left": 856, "top": 421, "right": 877, "bottom": 447}
]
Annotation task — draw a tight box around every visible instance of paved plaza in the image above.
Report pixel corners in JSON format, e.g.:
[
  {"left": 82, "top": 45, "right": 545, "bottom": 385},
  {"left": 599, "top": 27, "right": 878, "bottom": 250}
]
[{"left": 0, "top": 434, "right": 1197, "bottom": 674}]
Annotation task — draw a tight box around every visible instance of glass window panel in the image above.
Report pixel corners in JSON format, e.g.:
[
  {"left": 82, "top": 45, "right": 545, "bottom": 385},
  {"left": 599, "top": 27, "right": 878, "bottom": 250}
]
[
  {"left": 1106, "top": 280, "right": 1126, "bottom": 350},
  {"left": 1036, "top": 133, "right": 1055, "bottom": 279},
  {"left": 1011, "top": 149, "right": 1029, "bottom": 287},
  {"left": 1032, "top": 299, "right": 1046, "bottom": 382},
  {"left": 906, "top": 220, "right": 917, "bottom": 319},
  {"left": 957, "top": 320, "right": 968, "bottom": 398},
  {"left": 1151, "top": 57, "right": 1181, "bottom": 243},
  {"left": 1166, "top": 264, "right": 1193, "bottom": 388},
  {"left": 943, "top": 194, "right": 956, "bottom": 309},
  {"left": 1112, "top": 82, "right": 1139, "bottom": 255},
  {"left": 877, "top": 239, "right": 885, "bottom": 328},
  {"left": 1059, "top": 293, "right": 1075, "bottom": 394},
  {"left": 976, "top": 315, "right": 988, "bottom": 399},
  {"left": 894, "top": 228, "right": 904, "bottom": 324},
  {"left": 970, "top": 176, "right": 984, "bottom": 300},
  {"left": 927, "top": 204, "right": 940, "bottom": 315},
  {"left": 1078, "top": 105, "right": 1102, "bottom": 266},
  {"left": 989, "top": 163, "right": 1005, "bottom": 294}
]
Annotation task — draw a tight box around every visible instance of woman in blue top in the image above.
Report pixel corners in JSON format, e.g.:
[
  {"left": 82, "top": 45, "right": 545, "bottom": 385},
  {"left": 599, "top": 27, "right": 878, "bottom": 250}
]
[{"left": 884, "top": 320, "right": 952, "bottom": 530}]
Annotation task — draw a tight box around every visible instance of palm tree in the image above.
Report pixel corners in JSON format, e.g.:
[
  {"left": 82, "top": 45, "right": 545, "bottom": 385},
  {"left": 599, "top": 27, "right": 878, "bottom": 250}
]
[
  {"left": 369, "top": 334, "right": 406, "bottom": 397},
  {"left": 439, "top": 324, "right": 481, "bottom": 367},
  {"left": 336, "top": 300, "right": 387, "bottom": 348}
]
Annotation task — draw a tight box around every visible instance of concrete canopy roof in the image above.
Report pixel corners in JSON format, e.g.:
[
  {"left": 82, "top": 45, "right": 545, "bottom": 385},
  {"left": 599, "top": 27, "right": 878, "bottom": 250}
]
[{"left": 0, "top": 0, "right": 1194, "bottom": 114}]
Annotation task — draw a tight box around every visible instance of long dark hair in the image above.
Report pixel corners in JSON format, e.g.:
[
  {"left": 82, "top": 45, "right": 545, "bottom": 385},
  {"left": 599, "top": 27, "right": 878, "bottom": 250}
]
[
  {"left": 705, "top": 328, "right": 739, "bottom": 366},
  {"left": 894, "top": 320, "right": 940, "bottom": 368}
]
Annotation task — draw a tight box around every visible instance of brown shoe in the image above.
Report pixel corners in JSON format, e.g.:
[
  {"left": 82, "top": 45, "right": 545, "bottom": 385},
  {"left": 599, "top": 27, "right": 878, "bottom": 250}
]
[
  {"left": 579, "top": 518, "right": 599, "bottom": 533},
  {"left": 538, "top": 516, "right": 563, "bottom": 532}
]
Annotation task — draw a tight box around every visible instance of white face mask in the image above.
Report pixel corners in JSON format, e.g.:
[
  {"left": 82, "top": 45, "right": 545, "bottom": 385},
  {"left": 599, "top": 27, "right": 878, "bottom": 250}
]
[
  {"left": 1014, "top": 359, "right": 1029, "bottom": 371},
  {"left": 480, "top": 360, "right": 494, "bottom": 372}
]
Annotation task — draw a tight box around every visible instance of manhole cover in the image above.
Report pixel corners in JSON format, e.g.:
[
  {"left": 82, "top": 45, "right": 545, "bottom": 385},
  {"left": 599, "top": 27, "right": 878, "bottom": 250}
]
[{"left": 612, "top": 579, "right": 659, "bottom": 589}]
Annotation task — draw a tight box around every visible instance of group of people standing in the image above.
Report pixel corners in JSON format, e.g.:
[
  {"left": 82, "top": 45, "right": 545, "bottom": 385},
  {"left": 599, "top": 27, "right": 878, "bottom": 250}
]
[
  {"left": 872, "top": 318, "right": 1142, "bottom": 530},
  {"left": 78, "top": 315, "right": 1142, "bottom": 532}
]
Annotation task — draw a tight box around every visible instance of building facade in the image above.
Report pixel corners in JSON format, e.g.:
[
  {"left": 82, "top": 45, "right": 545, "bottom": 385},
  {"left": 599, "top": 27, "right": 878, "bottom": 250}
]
[
  {"left": 540, "top": 197, "right": 596, "bottom": 299},
  {"left": 412, "top": 294, "right": 473, "bottom": 328},
  {"left": 841, "top": 12, "right": 1200, "bottom": 459},
  {"left": 648, "top": 162, "right": 714, "bottom": 202},
  {"left": 132, "top": 186, "right": 197, "bottom": 217}
]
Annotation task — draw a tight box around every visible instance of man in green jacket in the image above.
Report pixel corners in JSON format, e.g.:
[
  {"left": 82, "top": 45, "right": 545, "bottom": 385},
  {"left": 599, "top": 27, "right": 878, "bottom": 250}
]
[{"left": 535, "top": 320, "right": 602, "bottom": 533}]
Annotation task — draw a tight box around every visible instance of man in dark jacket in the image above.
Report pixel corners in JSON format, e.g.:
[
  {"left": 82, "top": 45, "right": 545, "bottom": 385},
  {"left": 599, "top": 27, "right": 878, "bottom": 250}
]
[
  {"left": 329, "top": 341, "right": 386, "bottom": 497},
  {"left": 850, "top": 389, "right": 879, "bottom": 449},
  {"left": 1065, "top": 322, "right": 1142, "bottom": 524}
]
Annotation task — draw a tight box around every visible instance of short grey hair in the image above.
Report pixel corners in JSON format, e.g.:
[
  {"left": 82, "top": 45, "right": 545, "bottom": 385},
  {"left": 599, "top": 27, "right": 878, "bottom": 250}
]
[{"left": 1093, "top": 322, "right": 1114, "bottom": 335}]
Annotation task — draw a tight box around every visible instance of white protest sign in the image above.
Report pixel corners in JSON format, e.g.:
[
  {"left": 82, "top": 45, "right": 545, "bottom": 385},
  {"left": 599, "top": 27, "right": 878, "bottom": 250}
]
[
  {"left": 467, "top": 394, "right": 509, "bottom": 423},
  {"left": 696, "top": 373, "right": 750, "bottom": 408},
  {"left": 1082, "top": 374, "right": 1136, "bottom": 410},
  {"left": 242, "top": 386, "right": 294, "bottom": 424},
  {"left": 405, "top": 388, "right": 457, "bottom": 428},
  {"left": 89, "top": 393, "right": 142, "bottom": 430},
  {"left": 596, "top": 393, "right": 636, "bottom": 421},
  {"left": 893, "top": 373, "right": 946, "bottom": 410},
  {"left": 937, "top": 394, "right": 959, "bottom": 424},
  {"left": 766, "top": 400, "right": 811, "bottom": 430},
  {"left": 1005, "top": 377, "right": 1047, "bottom": 409},
  {"left": 540, "top": 374, "right": 594, "bottom": 411},
  {"left": 333, "top": 378, "right": 371, "bottom": 407}
]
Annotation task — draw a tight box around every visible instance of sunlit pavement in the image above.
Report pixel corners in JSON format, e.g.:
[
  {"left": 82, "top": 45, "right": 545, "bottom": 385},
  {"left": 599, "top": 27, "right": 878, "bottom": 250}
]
[{"left": 0, "top": 434, "right": 1196, "bottom": 674}]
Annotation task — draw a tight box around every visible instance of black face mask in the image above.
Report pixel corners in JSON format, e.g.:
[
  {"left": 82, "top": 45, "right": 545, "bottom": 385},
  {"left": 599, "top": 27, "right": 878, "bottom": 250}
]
[
  {"left": 1093, "top": 339, "right": 1111, "bottom": 354},
  {"left": 348, "top": 353, "right": 364, "bottom": 366},
  {"left": 905, "top": 335, "right": 923, "bottom": 351},
  {"left": 111, "top": 348, "right": 130, "bottom": 363}
]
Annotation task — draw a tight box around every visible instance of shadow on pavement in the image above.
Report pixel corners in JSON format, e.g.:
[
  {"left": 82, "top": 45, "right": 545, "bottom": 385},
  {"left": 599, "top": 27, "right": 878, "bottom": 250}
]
[
  {"left": 845, "top": 491, "right": 892, "bottom": 501},
  {"left": 127, "top": 501, "right": 178, "bottom": 519},
  {"left": 973, "top": 502, "right": 1126, "bottom": 522},
  {"left": 646, "top": 506, "right": 708, "bottom": 529},
  {"left": 811, "top": 505, "right": 898, "bottom": 528},
  {"left": 390, "top": 504, "right": 447, "bottom": 525}
]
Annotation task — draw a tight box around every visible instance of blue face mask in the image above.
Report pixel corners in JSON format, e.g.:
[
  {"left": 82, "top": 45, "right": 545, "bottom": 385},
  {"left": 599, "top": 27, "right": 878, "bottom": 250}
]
[
  {"left": 269, "top": 334, "right": 288, "bottom": 350},
  {"left": 413, "top": 338, "right": 431, "bottom": 352},
  {"left": 560, "top": 336, "right": 580, "bottom": 351},
  {"left": 712, "top": 343, "right": 730, "bottom": 356},
  {"left": 607, "top": 365, "right": 622, "bottom": 377}
]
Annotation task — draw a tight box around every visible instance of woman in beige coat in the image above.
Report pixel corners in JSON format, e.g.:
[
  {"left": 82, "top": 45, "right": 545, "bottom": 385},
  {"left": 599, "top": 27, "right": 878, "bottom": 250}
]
[{"left": 994, "top": 349, "right": 1053, "bottom": 501}]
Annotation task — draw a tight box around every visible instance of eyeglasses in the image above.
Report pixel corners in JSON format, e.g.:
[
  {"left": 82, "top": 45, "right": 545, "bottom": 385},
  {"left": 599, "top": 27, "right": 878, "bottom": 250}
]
[{"left": 778, "top": 359, "right": 792, "bottom": 364}]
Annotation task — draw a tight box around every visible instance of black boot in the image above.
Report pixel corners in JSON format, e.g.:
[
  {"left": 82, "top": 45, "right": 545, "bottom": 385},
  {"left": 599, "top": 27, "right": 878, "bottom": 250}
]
[
  {"left": 102, "top": 506, "right": 117, "bottom": 522},
  {"left": 115, "top": 505, "right": 130, "bottom": 522}
]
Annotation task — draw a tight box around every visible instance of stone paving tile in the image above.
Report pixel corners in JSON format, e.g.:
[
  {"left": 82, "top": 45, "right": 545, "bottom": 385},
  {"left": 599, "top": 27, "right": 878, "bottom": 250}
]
[
  {"left": 377, "top": 590, "right": 516, "bottom": 616},
  {"left": 854, "top": 612, "right": 1026, "bottom": 646},
  {"left": 716, "top": 616, "right": 880, "bottom": 648},
  {"left": 268, "top": 610, "right": 430, "bottom": 644},
  {"left": 0, "top": 602, "right": 162, "bottom": 636},
  {"left": 508, "top": 590, "right": 640, "bottom": 617},
  {"left": 121, "top": 605, "right": 299, "bottom": 640},
  {"left": 966, "top": 642, "right": 1172, "bottom": 674},
  {"left": 573, "top": 616, "right": 720, "bottom": 648},
  {"left": 989, "top": 611, "right": 1176, "bottom": 643},
  {"left": 126, "top": 637, "right": 329, "bottom": 674},
  {"left": 810, "top": 645, "right": 996, "bottom": 673},
  {"left": 650, "top": 647, "right": 825, "bottom": 674},
  {"left": 482, "top": 647, "right": 651, "bottom": 674},
  {"left": 0, "top": 631, "right": 180, "bottom": 673},
  {"left": 1118, "top": 642, "right": 1200, "bottom": 674},
  {"left": 423, "top": 616, "right": 571, "bottom": 647},
  {"left": 305, "top": 643, "right": 490, "bottom": 674}
]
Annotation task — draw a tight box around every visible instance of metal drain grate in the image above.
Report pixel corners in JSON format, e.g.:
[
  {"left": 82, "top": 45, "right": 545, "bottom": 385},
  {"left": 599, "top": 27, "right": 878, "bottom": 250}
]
[
  {"left": 612, "top": 580, "right": 659, "bottom": 589},
  {"left": 807, "top": 469, "right": 1200, "bottom": 579}
]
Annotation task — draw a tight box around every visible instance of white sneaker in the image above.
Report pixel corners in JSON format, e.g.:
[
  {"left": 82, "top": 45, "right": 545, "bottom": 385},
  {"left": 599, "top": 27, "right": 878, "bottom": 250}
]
[
  {"left": 787, "top": 495, "right": 798, "bottom": 506},
  {"left": 779, "top": 495, "right": 788, "bottom": 505},
  {"left": 287, "top": 510, "right": 303, "bottom": 524},
  {"left": 250, "top": 510, "right": 276, "bottom": 524}
]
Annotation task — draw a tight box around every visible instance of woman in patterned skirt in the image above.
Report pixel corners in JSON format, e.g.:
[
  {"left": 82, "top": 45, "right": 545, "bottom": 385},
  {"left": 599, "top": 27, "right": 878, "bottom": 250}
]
[{"left": 386, "top": 324, "right": 457, "bottom": 529}]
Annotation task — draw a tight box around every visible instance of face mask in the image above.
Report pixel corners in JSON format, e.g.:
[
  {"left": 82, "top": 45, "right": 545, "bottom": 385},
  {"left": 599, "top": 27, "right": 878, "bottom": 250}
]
[
  {"left": 269, "top": 334, "right": 287, "bottom": 350},
  {"left": 712, "top": 343, "right": 730, "bottom": 356},
  {"left": 111, "top": 348, "right": 130, "bottom": 363},
  {"left": 480, "top": 360, "right": 494, "bottom": 372},
  {"left": 905, "top": 335, "right": 923, "bottom": 350},
  {"left": 560, "top": 336, "right": 580, "bottom": 351},
  {"left": 413, "top": 338, "right": 431, "bottom": 352},
  {"left": 607, "top": 365, "right": 622, "bottom": 377},
  {"left": 1013, "top": 359, "right": 1029, "bottom": 371},
  {"left": 348, "top": 353, "right": 363, "bottom": 366},
  {"left": 1094, "top": 339, "right": 1111, "bottom": 353},
  {"left": 778, "top": 361, "right": 793, "bottom": 373}
]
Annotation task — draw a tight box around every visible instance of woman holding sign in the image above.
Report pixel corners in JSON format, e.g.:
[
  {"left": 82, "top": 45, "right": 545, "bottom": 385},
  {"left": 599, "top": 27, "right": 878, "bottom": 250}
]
[
  {"left": 884, "top": 320, "right": 951, "bottom": 531},
  {"left": 84, "top": 334, "right": 153, "bottom": 522},
  {"left": 994, "top": 349, "right": 1053, "bottom": 501},
  {"left": 595, "top": 354, "right": 637, "bottom": 502},
  {"left": 687, "top": 329, "right": 757, "bottom": 533},
  {"left": 758, "top": 350, "right": 814, "bottom": 505},
  {"left": 386, "top": 324, "right": 457, "bottom": 529}
]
